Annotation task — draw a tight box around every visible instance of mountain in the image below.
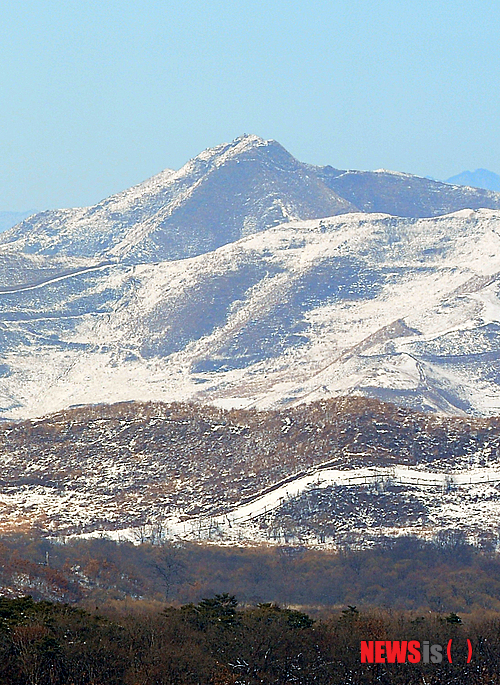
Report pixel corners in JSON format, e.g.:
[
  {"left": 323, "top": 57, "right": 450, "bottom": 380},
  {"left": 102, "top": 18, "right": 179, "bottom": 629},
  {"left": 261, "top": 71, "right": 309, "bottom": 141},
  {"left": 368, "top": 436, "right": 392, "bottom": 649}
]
[
  {"left": 447, "top": 169, "right": 500, "bottom": 192},
  {"left": 4, "top": 136, "right": 500, "bottom": 547},
  {"left": 2, "top": 208, "right": 500, "bottom": 419},
  {"left": 318, "top": 166, "right": 500, "bottom": 216},
  {"left": 3, "top": 136, "right": 500, "bottom": 420},
  {"left": 2, "top": 135, "right": 500, "bottom": 266},
  {"left": 0, "top": 136, "right": 355, "bottom": 264}
]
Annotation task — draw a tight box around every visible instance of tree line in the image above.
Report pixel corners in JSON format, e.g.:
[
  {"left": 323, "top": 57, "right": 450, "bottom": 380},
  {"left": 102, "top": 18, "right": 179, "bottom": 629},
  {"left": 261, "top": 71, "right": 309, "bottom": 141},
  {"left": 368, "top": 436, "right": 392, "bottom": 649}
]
[
  {"left": 0, "top": 593, "right": 497, "bottom": 684},
  {"left": 2, "top": 533, "right": 500, "bottom": 613}
]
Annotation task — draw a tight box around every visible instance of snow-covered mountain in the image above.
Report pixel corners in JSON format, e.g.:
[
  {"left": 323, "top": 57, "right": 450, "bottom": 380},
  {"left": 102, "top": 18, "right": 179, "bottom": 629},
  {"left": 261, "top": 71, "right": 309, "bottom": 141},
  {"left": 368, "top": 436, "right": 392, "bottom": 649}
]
[
  {"left": 4, "top": 136, "right": 500, "bottom": 544},
  {"left": 3, "top": 207, "right": 500, "bottom": 418},
  {"left": 3, "top": 135, "right": 500, "bottom": 419},
  {"left": 2, "top": 135, "right": 500, "bottom": 265},
  {"left": 0, "top": 135, "right": 355, "bottom": 264}
]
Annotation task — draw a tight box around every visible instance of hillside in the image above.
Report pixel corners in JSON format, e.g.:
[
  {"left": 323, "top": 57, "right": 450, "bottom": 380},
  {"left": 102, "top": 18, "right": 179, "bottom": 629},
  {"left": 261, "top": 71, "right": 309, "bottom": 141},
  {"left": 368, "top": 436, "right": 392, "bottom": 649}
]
[
  {"left": 3, "top": 210, "right": 500, "bottom": 418},
  {"left": 319, "top": 166, "right": 500, "bottom": 216},
  {"left": 1, "top": 397, "right": 500, "bottom": 544},
  {"left": 0, "top": 210, "right": 36, "bottom": 233}
]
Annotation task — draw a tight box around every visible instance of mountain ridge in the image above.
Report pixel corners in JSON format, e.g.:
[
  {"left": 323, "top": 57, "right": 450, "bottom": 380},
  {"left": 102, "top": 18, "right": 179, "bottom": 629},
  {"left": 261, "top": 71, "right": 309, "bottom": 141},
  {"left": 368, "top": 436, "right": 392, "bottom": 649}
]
[
  {"left": 2, "top": 135, "right": 500, "bottom": 266},
  {"left": 2, "top": 209, "right": 500, "bottom": 419}
]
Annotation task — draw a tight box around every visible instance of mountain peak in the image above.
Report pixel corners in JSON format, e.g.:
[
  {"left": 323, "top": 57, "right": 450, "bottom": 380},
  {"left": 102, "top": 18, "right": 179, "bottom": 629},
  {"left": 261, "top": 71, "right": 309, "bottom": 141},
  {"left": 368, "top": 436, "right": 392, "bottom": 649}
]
[
  {"left": 180, "top": 134, "right": 295, "bottom": 176},
  {"left": 3, "top": 137, "right": 500, "bottom": 266},
  {"left": 0, "top": 134, "right": 353, "bottom": 263}
]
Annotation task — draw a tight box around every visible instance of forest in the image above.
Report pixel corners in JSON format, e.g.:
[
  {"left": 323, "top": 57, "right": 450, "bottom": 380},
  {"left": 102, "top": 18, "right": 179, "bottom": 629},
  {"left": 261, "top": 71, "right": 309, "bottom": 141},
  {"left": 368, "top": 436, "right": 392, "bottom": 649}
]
[
  {"left": 2, "top": 533, "right": 500, "bottom": 613},
  {"left": 0, "top": 593, "right": 497, "bottom": 684}
]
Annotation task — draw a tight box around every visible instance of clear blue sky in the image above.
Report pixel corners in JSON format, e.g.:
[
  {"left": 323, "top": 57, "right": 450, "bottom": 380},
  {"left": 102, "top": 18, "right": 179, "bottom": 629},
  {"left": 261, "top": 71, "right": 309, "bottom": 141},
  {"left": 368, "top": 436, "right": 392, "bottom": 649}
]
[{"left": 1, "top": 0, "right": 499, "bottom": 211}]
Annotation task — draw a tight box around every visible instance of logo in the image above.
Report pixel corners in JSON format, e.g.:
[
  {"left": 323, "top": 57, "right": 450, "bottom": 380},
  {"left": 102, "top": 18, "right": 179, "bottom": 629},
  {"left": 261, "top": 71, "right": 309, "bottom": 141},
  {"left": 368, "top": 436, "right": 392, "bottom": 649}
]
[{"left": 361, "top": 640, "right": 473, "bottom": 664}]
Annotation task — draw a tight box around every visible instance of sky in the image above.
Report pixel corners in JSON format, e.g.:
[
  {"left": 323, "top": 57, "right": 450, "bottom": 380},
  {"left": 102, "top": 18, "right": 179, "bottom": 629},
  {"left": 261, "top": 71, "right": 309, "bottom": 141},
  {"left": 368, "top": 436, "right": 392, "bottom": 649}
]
[{"left": 1, "top": 0, "right": 499, "bottom": 211}]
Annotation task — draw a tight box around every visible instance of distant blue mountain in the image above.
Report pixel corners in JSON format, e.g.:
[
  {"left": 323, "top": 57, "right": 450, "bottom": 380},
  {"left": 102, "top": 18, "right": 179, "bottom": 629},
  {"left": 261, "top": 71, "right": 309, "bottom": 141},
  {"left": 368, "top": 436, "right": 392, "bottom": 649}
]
[
  {"left": 0, "top": 211, "right": 37, "bottom": 233},
  {"left": 446, "top": 169, "right": 500, "bottom": 192}
]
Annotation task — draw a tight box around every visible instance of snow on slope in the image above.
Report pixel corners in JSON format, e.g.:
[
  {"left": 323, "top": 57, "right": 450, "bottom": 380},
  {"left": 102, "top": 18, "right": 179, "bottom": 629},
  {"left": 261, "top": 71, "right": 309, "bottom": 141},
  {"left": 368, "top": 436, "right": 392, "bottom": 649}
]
[
  {"left": 4, "top": 393, "right": 500, "bottom": 543},
  {"left": 10, "top": 463, "right": 500, "bottom": 546},
  {"left": 3, "top": 209, "right": 500, "bottom": 418},
  {"left": 0, "top": 135, "right": 355, "bottom": 264},
  {"left": 0, "top": 168, "right": 176, "bottom": 260},
  {"left": 162, "top": 464, "right": 500, "bottom": 545},
  {"left": 0, "top": 210, "right": 37, "bottom": 233},
  {"left": 2, "top": 134, "right": 500, "bottom": 268},
  {"left": 197, "top": 464, "right": 500, "bottom": 525}
]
